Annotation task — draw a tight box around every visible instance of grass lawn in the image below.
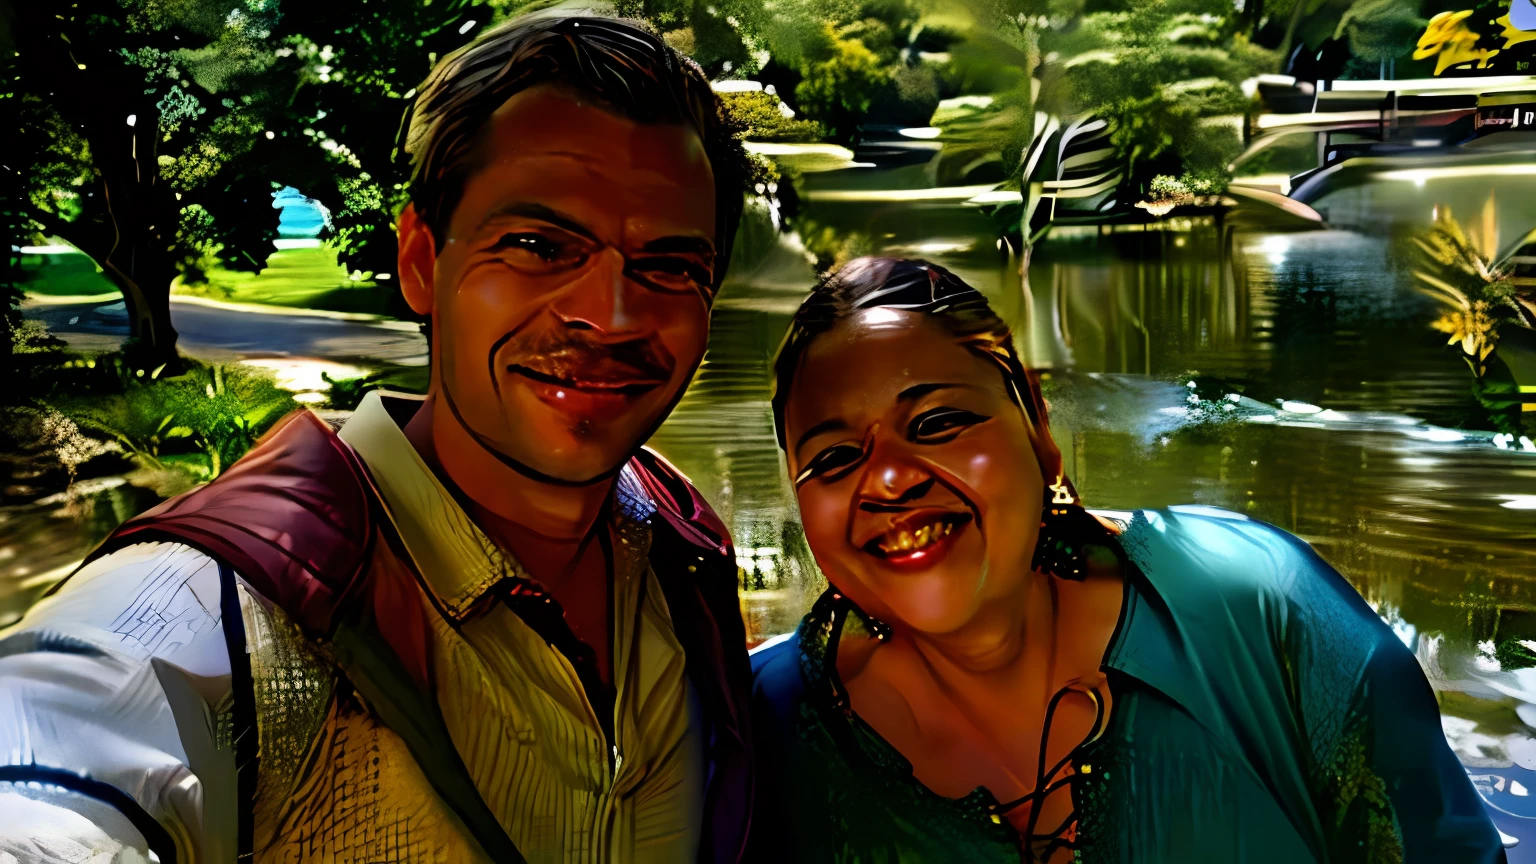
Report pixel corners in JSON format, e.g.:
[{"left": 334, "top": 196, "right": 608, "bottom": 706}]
[
  {"left": 20, "top": 244, "right": 393, "bottom": 316},
  {"left": 176, "top": 245, "right": 392, "bottom": 315},
  {"left": 18, "top": 249, "right": 119, "bottom": 297}
]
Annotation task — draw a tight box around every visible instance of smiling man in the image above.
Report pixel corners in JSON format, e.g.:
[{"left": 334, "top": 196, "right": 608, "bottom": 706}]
[{"left": 0, "top": 15, "right": 754, "bottom": 864}]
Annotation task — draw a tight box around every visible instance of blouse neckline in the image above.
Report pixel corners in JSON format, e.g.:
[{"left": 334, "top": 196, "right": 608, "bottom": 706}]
[{"left": 796, "top": 561, "right": 1137, "bottom": 851}]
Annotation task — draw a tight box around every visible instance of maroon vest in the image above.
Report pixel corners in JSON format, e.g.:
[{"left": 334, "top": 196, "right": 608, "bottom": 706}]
[{"left": 83, "top": 409, "right": 755, "bottom": 863}]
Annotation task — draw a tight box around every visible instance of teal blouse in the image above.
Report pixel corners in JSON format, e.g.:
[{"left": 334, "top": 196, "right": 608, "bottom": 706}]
[{"left": 746, "top": 507, "right": 1505, "bottom": 863}]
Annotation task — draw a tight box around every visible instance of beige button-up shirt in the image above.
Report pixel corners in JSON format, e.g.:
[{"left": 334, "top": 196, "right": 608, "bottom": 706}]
[
  {"left": 339, "top": 392, "right": 706, "bottom": 863},
  {"left": 0, "top": 392, "right": 705, "bottom": 864}
]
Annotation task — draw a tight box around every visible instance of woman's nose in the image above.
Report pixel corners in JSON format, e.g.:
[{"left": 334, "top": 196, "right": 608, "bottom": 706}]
[{"left": 855, "top": 442, "right": 934, "bottom": 509}]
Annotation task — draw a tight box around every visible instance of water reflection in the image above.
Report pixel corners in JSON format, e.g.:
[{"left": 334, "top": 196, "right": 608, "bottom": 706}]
[
  {"left": 650, "top": 169, "right": 1536, "bottom": 850},
  {"left": 657, "top": 219, "right": 1536, "bottom": 643}
]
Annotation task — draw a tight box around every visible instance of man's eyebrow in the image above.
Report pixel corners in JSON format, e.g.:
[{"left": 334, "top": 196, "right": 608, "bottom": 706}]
[
  {"left": 637, "top": 236, "right": 716, "bottom": 258},
  {"left": 795, "top": 418, "right": 848, "bottom": 457},
  {"left": 478, "top": 202, "right": 598, "bottom": 241},
  {"left": 897, "top": 382, "right": 966, "bottom": 402}
]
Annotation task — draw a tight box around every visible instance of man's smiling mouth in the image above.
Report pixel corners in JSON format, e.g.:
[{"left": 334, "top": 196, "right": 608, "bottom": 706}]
[{"left": 507, "top": 364, "right": 666, "bottom": 396}]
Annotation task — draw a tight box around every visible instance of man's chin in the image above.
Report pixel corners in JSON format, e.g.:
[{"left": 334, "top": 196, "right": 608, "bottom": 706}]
[
  {"left": 443, "top": 383, "right": 649, "bottom": 485},
  {"left": 496, "top": 429, "right": 641, "bottom": 485}
]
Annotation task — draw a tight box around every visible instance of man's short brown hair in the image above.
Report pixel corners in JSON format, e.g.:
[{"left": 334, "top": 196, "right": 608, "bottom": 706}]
[{"left": 399, "top": 13, "right": 750, "bottom": 293}]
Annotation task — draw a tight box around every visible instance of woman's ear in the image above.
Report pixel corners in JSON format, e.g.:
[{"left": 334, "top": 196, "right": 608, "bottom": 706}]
[
  {"left": 1020, "top": 371, "right": 1067, "bottom": 491},
  {"left": 397, "top": 205, "right": 436, "bottom": 317}
]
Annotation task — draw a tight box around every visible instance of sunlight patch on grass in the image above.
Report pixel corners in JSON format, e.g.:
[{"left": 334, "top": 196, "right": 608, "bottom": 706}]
[{"left": 20, "top": 245, "right": 391, "bottom": 316}]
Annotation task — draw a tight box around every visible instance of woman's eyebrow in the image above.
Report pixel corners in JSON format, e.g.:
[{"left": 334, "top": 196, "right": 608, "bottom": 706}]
[
  {"left": 896, "top": 382, "right": 968, "bottom": 402},
  {"left": 794, "top": 418, "right": 848, "bottom": 458}
]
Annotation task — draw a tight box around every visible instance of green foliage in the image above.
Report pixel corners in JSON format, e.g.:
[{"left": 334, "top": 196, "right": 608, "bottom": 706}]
[
  {"left": 719, "top": 91, "right": 827, "bottom": 142},
  {"left": 1412, "top": 212, "right": 1528, "bottom": 380},
  {"left": 175, "top": 204, "right": 223, "bottom": 284},
  {"left": 46, "top": 354, "right": 297, "bottom": 481},
  {"left": 1495, "top": 638, "right": 1536, "bottom": 671},
  {"left": 1050, "top": 3, "right": 1276, "bottom": 195},
  {"left": 795, "top": 24, "right": 890, "bottom": 145},
  {"left": 1333, "top": 0, "right": 1425, "bottom": 64},
  {"left": 322, "top": 370, "right": 387, "bottom": 411},
  {"left": 261, "top": 0, "right": 494, "bottom": 285}
]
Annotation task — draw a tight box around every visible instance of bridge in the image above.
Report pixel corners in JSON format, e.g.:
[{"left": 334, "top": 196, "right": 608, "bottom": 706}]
[{"left": 1232, "top": 74, "right": 1536, "bottom": 200}]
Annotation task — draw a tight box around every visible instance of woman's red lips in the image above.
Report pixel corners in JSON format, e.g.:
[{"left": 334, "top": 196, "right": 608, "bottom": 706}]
[{"left": 861, "top": 511, "right": 972, "bottom": 566}]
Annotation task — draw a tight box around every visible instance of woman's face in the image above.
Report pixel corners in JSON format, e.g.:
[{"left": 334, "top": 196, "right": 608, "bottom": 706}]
[{"left": 783, "top": 309, "right": 1053, "bottom": 636}]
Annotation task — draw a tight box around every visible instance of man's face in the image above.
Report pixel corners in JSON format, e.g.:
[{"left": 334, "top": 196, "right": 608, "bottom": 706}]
[{"left": 418, "top": 85, "right": 718, "bottom": 484}]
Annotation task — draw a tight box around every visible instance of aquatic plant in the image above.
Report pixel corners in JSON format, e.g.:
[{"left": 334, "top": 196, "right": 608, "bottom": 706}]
[{"left": 1412, "top": 212, "right": 1528, "bottom": 380}]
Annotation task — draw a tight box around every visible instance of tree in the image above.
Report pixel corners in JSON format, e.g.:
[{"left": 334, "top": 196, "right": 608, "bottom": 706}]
[
  {"left": 794, "top": 23, "right": 889, "bottom": 145},
  {"left": 12, "top": 0, "right": 295, "bottom": 367},
  {"left": 11, "top": 0, "right": 498, "bottom": 367},
  {"left": 1051, "top": 0, "right": 1277, "bottom": 200},
  {"left": 261, "top": 0, "right": 493, "bottom": 288}
]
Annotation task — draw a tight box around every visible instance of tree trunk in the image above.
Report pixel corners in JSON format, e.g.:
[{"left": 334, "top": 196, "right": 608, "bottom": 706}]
[
  {"left": 102, "top": 253, "right": 180, "bottom": 367},
  {"left": 1280, "top": 0, "right": 1309, "bottom": 71},
  {"left": 20, "top": 1, "right": 182, "bottom": 368},
  {"left": 92, "top": 98, "right": 183, "bottom": 368},
  {"left": 1239, "top": 0, "right": 1265, "bottom": 41}
]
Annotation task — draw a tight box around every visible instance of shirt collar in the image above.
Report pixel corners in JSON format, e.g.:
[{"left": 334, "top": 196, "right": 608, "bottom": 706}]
[
  {"left": 1101, "top": 508, "right": 1253, "bottom": 742},
  {"left": 339, "top": 391, "right": 656, "bottom": 620},
  {"left": 793, "top": 508, "right": 1230, "bottom": 744}
]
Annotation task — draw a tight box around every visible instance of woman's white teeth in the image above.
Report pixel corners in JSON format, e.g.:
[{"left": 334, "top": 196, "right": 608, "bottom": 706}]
[{"left": 883, "top": 520, "right": 954, "bottom": 554}]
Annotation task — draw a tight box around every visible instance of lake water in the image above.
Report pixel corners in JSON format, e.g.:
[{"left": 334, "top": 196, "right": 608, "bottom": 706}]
[
  {"left": 648, "top": 155, "right": 1536, "bottom": 851},
  {"left": 8, "top": 146, "right": 1536, "bottom": 852}
]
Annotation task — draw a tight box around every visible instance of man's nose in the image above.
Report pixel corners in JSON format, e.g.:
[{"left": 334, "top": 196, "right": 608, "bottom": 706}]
[
  {"left": 550, "top": 247, "right": 641, "bottom": 335},
  {"left": 855, "top": 440, "right": 934, "bottom": 511}
]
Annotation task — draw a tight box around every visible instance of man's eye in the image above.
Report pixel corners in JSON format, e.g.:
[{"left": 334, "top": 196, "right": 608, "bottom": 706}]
[
  {"left": 628, "top": 257, "right": 713, "bottom": 294},
  {"left": 910, "top": 408, "right": 991, "bottom": 441},
  {"left": 800, "top": 443, "right": 864, "bottom": 482},
  {"left": 493, "top": 233, "right": 585, "bottom": 270}
]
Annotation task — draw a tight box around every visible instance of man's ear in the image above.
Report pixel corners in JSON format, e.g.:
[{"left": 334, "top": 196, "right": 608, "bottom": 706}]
[{"left": 397, "top": 204, "right": 436, "bottom": 317}]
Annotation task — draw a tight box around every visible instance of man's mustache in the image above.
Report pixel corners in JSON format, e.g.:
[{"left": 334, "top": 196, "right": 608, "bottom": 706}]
[{"left": 497, "top": 331, "right": 675, "bottom": 383}]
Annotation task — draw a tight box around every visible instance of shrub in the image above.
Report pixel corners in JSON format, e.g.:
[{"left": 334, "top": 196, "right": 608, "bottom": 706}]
[
  {"left": 322, "top": 369, "right": 385, "bottom": 411},
  {"left": 719, "top": 90, "right": 826, "bottom": 142},
  {"left": 47, "top": 354, "right": 297, "bottom": 482},
  {"left": 794, "top": 26, "right": 889, "bottom": 146}
]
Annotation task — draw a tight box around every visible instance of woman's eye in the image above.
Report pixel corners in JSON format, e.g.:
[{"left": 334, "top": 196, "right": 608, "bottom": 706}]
[
  {"left": 801, "top": 443, "right": 864, "bottom": 482},
  {"left": 910, "top": 408, "right": 990, "bottom": 441}
]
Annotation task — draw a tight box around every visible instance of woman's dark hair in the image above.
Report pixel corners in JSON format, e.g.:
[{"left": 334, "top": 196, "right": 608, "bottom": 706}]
[
  {"left": 771, "top": 257, "right": 1049, "bottom": 450},
  {"left": 399, "top": 13, "right": 751, "bottom": 292}
]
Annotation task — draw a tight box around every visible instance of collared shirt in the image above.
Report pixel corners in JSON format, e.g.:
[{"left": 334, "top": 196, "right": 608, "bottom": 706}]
[
  {"left": 340, "top": 392, "right": 705, "bottom": 863},
  {"left": 0, "top": 393, "right": 704, "bottom": 864},
  {"left": 747, "top": 506, "right": 1504, "bottom": 863}
]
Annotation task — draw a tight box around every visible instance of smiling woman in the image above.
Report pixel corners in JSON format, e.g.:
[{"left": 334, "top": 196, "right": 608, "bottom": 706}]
[{"left": 745, "top": 257, "right": 1506, "bottom": 863}]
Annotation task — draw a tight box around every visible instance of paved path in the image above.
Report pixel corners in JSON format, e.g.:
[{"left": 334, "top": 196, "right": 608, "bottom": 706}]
[{"left": 23, "top": 295, "right": 429, "bottom": 367}]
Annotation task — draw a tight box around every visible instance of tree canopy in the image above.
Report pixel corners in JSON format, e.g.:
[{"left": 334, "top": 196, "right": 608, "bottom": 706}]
[{"left": 7, "top": 0, "right": 1446, "bottom": 369}]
